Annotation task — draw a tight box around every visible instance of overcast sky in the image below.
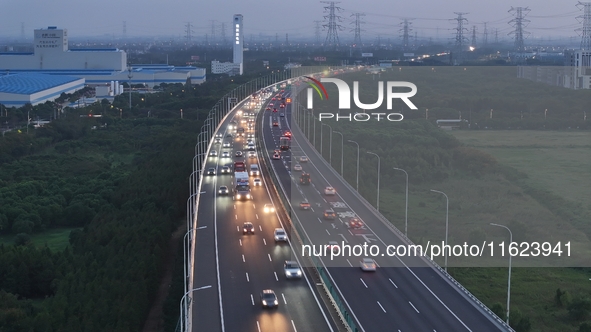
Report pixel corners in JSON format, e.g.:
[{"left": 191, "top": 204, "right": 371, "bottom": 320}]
[{"left": 0, "top": 0, "right": 583, "bottom": 42}]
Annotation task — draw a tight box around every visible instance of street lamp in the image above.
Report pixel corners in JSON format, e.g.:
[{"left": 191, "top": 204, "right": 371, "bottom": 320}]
[
  {"left": 180, "top": 285, "right": 213, "bottom": 332},
  {"left": 347, "top": 140, "right": 359, "bottom": 191},
  {"left": 490, "top": 223, "right": 513, "bottom": 326},
  {"left": 127, "top": 66, "right": 133, "bottom": 110},
  {"left": 367, "top": 151, "right": 381, "bottom": 211},
  {"left": 322, "top": 123, "right": 332, "bottom": 164},
  {"left": 393, "top": 167, "right": 409, "bottom": 237},
  {"left": 333, "top": 131, "right": 344, "bottom": 175},
  {"left": 430, "top": 189, "right": 449, "bottom": 271}
]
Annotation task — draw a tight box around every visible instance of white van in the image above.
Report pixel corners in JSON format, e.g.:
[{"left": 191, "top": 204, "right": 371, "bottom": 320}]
[{"left": 249, "top": 164, "right": 260, "bottom": 176}]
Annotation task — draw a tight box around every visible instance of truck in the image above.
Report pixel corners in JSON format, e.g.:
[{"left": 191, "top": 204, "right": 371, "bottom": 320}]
[
  {"left": 279, "top": 136, "right": 291, "bottom": 150},
  {"left": 234, "top": 171, "right": 251, "bottom": 200},
  {"left": 234, "top": 161, "right": 246, "bottom": 172},
  {"left": 299, "top": 172, "right": 311, "bottom": 185}
]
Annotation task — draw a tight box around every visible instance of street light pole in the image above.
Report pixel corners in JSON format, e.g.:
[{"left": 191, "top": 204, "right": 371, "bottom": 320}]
[
  {"left": 347, "top": 140, "right": 359, "bottom": 191},
  {"left": 320, "top": 120, "right": 324, "bottom": 155},
  {"left": 367, "top": 151, "right": 381, "bottom": 211},
  {"left": 430, "top": 189, "right": 449, "bottom": 271},
  {"left": 127, "top": 66, "right": 133, "bottom": 110},
  {"left": 333, "top": 131, "right": 344, "bottom": 175},
  {"left": 322, "top": 123, "right": 332, "bottom": 164},
  {"left": 393, "top": 167, "right": 409, "bottom": 237},
  {"left": 490, "top": 223, "right": 513, "bottom": 326},
  {"left": 180, "top": 285, "right": 213, "bottom": 332}
]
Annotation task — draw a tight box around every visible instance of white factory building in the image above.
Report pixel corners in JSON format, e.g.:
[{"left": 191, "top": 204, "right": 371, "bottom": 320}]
[
  {"left": 0, "top": 27, "right": 206, "bottom": 87},
  {"left": 0, "top": 73, "right": 85, "bottom": 107},
  {"left": 211, "top": 14, "right": 244, "bottom": 76},
  {"left": 518, "top": 50, "right": 591, "bottom": 90}
]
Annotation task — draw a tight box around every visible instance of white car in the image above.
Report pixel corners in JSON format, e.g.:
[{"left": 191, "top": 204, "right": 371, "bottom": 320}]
[
  {"left": 253, "top": 178, "right": 262, "bottom": 186},
  {"left": 214, "top": 138, "right": 221, "bottom": 144},
  {"left": 248, "top": 151, "right": 257, "bottom": 158},
  {"left": 324, "top": 186, "right": 336, "bottom": 195},
  {"left": 274, "top": 228, "right": 287, "bottom": 242},
  {"left": 293, "top": 164, "right": 302, "bottom": 171},
  {"left": 215, "top": 133, "right": 223, "bottom": 138},
  {"left": 299, "top": 156, "right": 309, "bottom": 163},
  {"left": 284, "top": 261, "right": 302, "bottom": 279},
  {"left": 263, "top": 203, "right": 275, "bottom": 213},
  {"left": 223, "top": 142, "right": 231, "bottom": 148},
  {"left": 360, "top": 258, "right": 377, "bottom": 272},
  {"left": 218, "top": 186, "right": 229, "bottom": 195},
  {"left": 221, "top": 166, "right": 230, "bottom": 174},
  {"left": 209, "top": 150, "right": 218, "bottom": 157},
  {"left": 247, "top": 133, "right": 254, "bottom": 138},
  {"left": 221, "top": 151, "right": 230, "bottom": 158}
]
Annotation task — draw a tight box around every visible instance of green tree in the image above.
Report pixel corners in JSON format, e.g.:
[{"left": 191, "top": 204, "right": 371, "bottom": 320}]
[{"left": 569, "top": 297, "right": 591, "bottom": 321}]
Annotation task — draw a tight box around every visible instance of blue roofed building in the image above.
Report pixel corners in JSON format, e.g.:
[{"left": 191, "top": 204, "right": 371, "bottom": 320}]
[{"left": 0, "top": 73, "right": 84, "bottom": 107}]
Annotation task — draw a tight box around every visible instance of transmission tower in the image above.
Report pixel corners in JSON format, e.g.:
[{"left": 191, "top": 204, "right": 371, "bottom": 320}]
[
  {"left": 576, "top": 2, "right": 591, "bottom": 50},
  {"left": 220, "top": 22, "right": 227, "bottom": 46},
  {"left": 495, "top": 28, "right": 499, "bottom": 43},
  {"left": 508, "top": 6, "right": 531, "bottom": 53},
  {"left": 275, "top": 33, "right": 279, "bottom": 45},
  {"left": 351, "top": 13, "right": 365, "bottom": 47},
  {"left": 184, "top": 22, "right": 194, "bottom": 44},
  {"left": 414, "top": 31, "right": 418, "bottom": 47},
  {"left": 471, "top": 25, "right": 477, "bottom": 47},
  {"left": 399, "top": 19, "right": 413, "bottom": 50},
  {"left": 321, "top": 1, "right": 344, "bottom": 49},
  {"left": 450, "top": 12, "right": 469, "bottom": 63},
  {"left": 20, "top": 22, "right": 25, "bottom": 41},
  {"left": 210, "top": 20, "right": 217, "bottom": 45},
  {"left": 483, "top": 22, "right": 488, "bottom": 46},
  {"left": 285, "top": 33, "right": 289, "bottom": 46},
  {"left": 123, "top": 21, "right": 127, "bottom": 39},
  {"left": 314, "top": 20, "right": 322, "bottom": 44}
]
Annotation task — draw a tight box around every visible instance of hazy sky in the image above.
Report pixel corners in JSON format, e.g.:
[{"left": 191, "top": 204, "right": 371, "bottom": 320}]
[{"left": 0, "top": 0, "right": 583, "bottom": 42}]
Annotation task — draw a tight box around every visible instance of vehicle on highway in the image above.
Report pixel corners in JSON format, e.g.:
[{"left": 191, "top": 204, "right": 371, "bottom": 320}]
[
  {"left": 284, "top": 261, "right": 302, "bottom": 279},
  {"left": 271, "top": 97, "right": 276, "bottom": 101},
  {"left": 215, "top": 133, "right": 222, "bottom": 138},
  {"left": 249, "top": 164, "right": 260, "bottom": 176},
  {"left": 279, "top": 136, "right": 291, "bottom": 150},
  {"left": 246, "top": 138, "right": 254, "bottom": 144},
  {"left": 260, "top": 289, "right": 278, "bottom": 308},
  {"left": 293, "top": 164, "right": 302, "bottom": 171},
  {"left": 299, "top": 200, "right": 310, "bottom": 210},
  {"left": 280, "top": 113, "right": 285, "bottom": 117},
  {"left": 253, "top": 178, "right": 262, "bottom": 187},
  {"left": 266, "top": 106, "right": 271, "bottom": 111},
  {"left": 226, "top": 133, "right": 233, "bottom": 138},
  {"left": 273, "top": 108, "right": 278, "bottom": 112},
  {"left": 324, "top": 187, "right": 336, "bottom": 195},
  {"left": 234, "top": 161, "right": 246, "bottom": 172},
  {"left": 263, "top": 203, "right": 275, "bottom": 213},
  {"left": 214, "top": 138, "right": 221, "bottom": 144},
  {"left": 209, "top": 150, "right": 218, "bottom": 157},
  {"left": 272, "top": 121, "right": 279, "bottom": 127},
  {"left": 274, "top": 228, "right": 287, "bottom": 242},
  {"left": 207, "top": 167, "right": 216, "bottom": 175},
  {"left": 360, "top": 258, "right": 377, "bottom": 272},
  {"left": 272, "top": 151, "right": 281, "bottom": 160},
  {"left": 234, "top": 171, "right": 251, "bottom": 200},
  {"left": 247, "top": 144, "right": 256, "bottom": 151},
  {"left": 221, "top": 166, "right": 230, "bottom": 174},
  {"left": 324, "top": 209, "right": 336, "bottom": 220},
  {"left": 223, "top": 142, "right": 231, "bottom": 148},
  {"left": 248, "top": 151, "right": 256, "bottom": 158},
  {"left": 229, "top": 121, "right": 237, "bottom": 130},
  {"left": 218, "top": 186, "right": 229, "bottom": 195},
  {"left": 283, "top": 131, "right": 292, "bottom": 137},
  {"left": 280, "top": 103, "right": 285, "bottom": 108},
  {"left": 235, "top": 151, "right": 243, "bottom": 158},
  {"left": 299, "top": 172, "right": 311, "bottom": 185},
  {"left": 299, "top": 156, "right": 308, "bottom": 163},
  {"left": 221, "top": 151, "right": 230, "bottom": 158},
  {"left": 328, "top": 241, "right": 339, "bottom": 253},
  {"left": 243, "top": 222, "right": 255, "bottom": 234},
  {"left": 348, "top": 218, "right": 363, "bottom": 228},
  {"left": 247, "top": 133, "right": 254, "bottom": 138}
]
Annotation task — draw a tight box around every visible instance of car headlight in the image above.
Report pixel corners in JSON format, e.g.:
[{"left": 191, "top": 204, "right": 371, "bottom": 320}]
[
  {"left": 262, "top": 300, "right": 267, "bottom": 305},
  {"left": 236, "top": 194, "right": 241, "bottom": 199},
  {"left": 297, "top": 270, "right": 301, "bottom": 275},
  {"left": 274, "top": 300, "right": 278, "bottom": 305},
  {"left": 285, "top": 271, "right": 292, "bottom": 276},
  {"left": 246, "top": 194, "right": 251, "bottom": 199}
]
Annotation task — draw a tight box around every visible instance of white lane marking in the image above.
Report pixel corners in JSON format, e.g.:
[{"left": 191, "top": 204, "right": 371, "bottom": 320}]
[
  {"left": 346, "top": 259, "right": 353, "bottom": 267},
  {"left": 338, "top": 234, "right": 349, "bottom": 243},
  {"left": 282, "top": 293, "right": 287, "bottom": 304},
  {"left": 234, "top": 204, "right": 236, "bottom": 209},
  {"left": 310, "top": 207, "right": 315, "bottom": 212},
  {"left": 197, "top": 226, "right": 207, "bottom": 230},
  {"left": 259, "top": 225, "right": 262, "bottom": 232},
  {"left": 268, "top": 254, "right": 272, "bottom": 262},
  {"left": 274, "top": 272, "right": 279, "bottom": 281},
  {"left": 317, "top": 217, "right": 323, "bottom": 223},
  {"left": 246, "top": 272, "right": 249, "bottom": 282},
  {"left": 291, "top": 320, "right": 298, "bottom": 332},
  {"left": 377, "top": 301, "right": 387, "bottom": 313},
  {"left": 251, "top": 294, "right": 255, "bottom": 305},
  {"left": 263, "top": 238, "right": 267, "bottom": 246},
  {"left": 255, "top": 213, "right": 259, "bottom": 219},
  {"left": 409, "top": 301, "right": 420, "bottom": 313},
  {"left": 242, "top": 254, "right": 245, "bottom": 263},
  {"left": 360, "top": 278, "right": 368, "bottom": 288},
  {"left": 389, "top": 278, "right": 398, "bottom": 288},
  {"left": 235, "top": 215, "right": 237, "bottom": 220},
  {"left": 239, "top": 239, "right": 242, "bottom": 246},
  {"left": 326, "top": 229, "right": 331, "bottom": 235},
  {"left": 236, "top": 225, "right": 239, "bottom": 232},
  {"left": 348, "top": 229, "right": 354, "bottom": 236},
  {"left": 257, "top": 320, "right": 261, "bottom": 332}
]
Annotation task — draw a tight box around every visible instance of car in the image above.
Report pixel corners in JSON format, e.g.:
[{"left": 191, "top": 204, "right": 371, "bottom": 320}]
[
  {"left": 247, "top": 133, "right": 254, "bottom": 138},
  {"left": 243, "top": 222, "right": 255, "bottom": 234},
  {"left": 260, "top": 289, "right": 278, "bottom": 308},
  {"left": 280, "top": 104, "right": 285, "bottom": 108},
  {"left": 328, "top": 241, "right": 339, "bottom": 254},
  {"left": 271, "top": 97, "right": 276, "bottom": 101},
  {"left": 324, "top": 209, "right": 336, "bottom": 220},
  {"left": 274, "top": 228, "right": 287, "bottom": 242},
  {"left": 348, "top": 218, "right": 363, "bottom": 228},
  {"left": 253, "top": 178, "right": 262, "bottom": 186},
  {"left": 293, "top": 164, "right": 302, "bottom": 171},
  {"left": 247, "top": 144, "right": 255, "bottom": 151},
  {"left": 221, "top": 151, "right": 230, "bottom": 158},
  {"left": 226, "top": 133, "right": 233, "bottom": 138},
  {"left": 214, "top": 138, "right": 221, "bottom": 144},
  {"left": 299, "top": 156, "right": 308, "bottom": 163},
  {"left": 280, "top": 113, "right": 285, "bottom": 117},
  {"left": 284, "top": 261, "right": 302, "bottom": 279},
  {"left": 272, "top": 152, "right": 281, "bottom": 160},
  {"left": 273, "top": 108, "right": 278, "bottom": 112},
  {"left": 283, "top": 131, "right": 292, "bottom": 137},
  {"left": 215, "top": 133, "right": 222, "bottom": 138},
  {"left": 360, "top": 258, "right": 377, "bottom": 272},
  {"left": 299, "top": 200, "right": 310, "bottom": 210},
  {"left": 235, "top": 151, "right": 243, "bottom": 157},
  {"left": 263, "top": 203, "right": 275, "bottom": 213},
  {"left": 272, "top": 121, "right": 279, "bottom": 127},
  {"left": 218, "top": 186, "right": 229, "bottom": 195},
  {"left": 209, "top": 150, "right": 218, "bottom": 157},
  {"left": 221, "top": 166, "right": 230, "bottom": 174},
  {"left": 223, "top": 142, "right": 231, "bottom": 148},
  {"left": 248, "top": 151, "right": 257, "bottom": 158},
  {"left": 207, "top": 167, "right": 216, "bottom": 175},
  {"left": 266, "top": 106, "right": 271, "bottom": 111},
  {"left": 246, "top": 138, "right": 254, "bottom": 143},
  {"left": 324, "top": 187, "right": 336, "bottom": 195}
]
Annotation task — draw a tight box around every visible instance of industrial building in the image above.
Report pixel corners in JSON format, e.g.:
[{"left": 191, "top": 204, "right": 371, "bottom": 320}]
[
  {"left": 0, "top": 73, "right": 84, "bottom": 107},
  {"left": 211, "top": 14, "right": 244, "bottom": 75},
  {"left": 0, "top": 27, "right": 206, "bottom": 88},
  {"left": 517, "top": 50, "right": 591, "bottom": 90}
]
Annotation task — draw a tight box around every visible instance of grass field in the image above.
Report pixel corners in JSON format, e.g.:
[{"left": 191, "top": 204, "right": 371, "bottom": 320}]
[{"left": 0, "top": 227, "right": 78, "bottom": 252}]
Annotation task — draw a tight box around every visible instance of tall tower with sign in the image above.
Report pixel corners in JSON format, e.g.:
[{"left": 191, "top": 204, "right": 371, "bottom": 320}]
[{"left": 233, "top": 14, "right": 244, "bottom": 75}]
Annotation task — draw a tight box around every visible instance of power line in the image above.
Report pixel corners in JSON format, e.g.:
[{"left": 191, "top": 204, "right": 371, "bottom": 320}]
[
  {"left": 576, "top": 2, "right": 591, "bottom": 50},
  {"left": 508, "top": 6, "right": 531, "bottom": 53},
  {"left": 400, "top": 19, "right": 413, "bottom": 50},
  {"left": 185, "top": 22, "right": 194, "bottom": 44},
  {"left": 351, "top": 13, "right": 365, "bottom": 46},
  {"left": 471, "top": 25, "right": 478, "bottom": 46},
  {"left": 483, "top": 22, "right": 488, "bottom": 46},
  {"left": 450, "top": 12, "right": 469, "bottom": 64},
  {"left": 314, "top": 20, "right": 322, "bottom": 44},
  {"left": 322, "top": 1, "right": 344, "bottom": 49}
]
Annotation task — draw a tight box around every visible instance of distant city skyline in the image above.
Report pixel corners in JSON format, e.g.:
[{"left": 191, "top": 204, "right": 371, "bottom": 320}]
[{"left": 0, "top": 0, "right": 585, "bottom": 43}]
